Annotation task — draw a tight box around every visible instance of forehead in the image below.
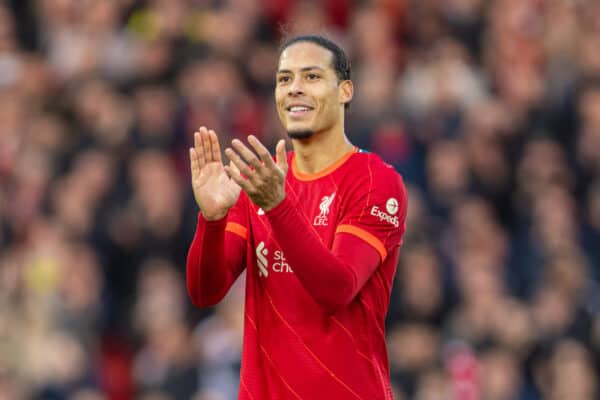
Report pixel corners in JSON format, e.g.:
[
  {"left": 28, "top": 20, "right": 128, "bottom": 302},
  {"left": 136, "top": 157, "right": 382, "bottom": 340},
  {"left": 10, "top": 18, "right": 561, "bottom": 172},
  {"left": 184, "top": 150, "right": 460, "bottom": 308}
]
[{"left": 278, "top": 42, "right": 334, "bottom": 72}]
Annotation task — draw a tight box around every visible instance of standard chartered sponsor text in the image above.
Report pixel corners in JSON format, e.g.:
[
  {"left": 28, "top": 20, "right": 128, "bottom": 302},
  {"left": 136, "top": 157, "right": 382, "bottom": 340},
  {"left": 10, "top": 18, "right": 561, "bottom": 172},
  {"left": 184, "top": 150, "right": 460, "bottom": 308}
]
[
  {"left": 255, "top": 241, "right": 294, "bottom": 276},
  {"left": 273, "top": 250, "right": 293, "bottom": 273}
]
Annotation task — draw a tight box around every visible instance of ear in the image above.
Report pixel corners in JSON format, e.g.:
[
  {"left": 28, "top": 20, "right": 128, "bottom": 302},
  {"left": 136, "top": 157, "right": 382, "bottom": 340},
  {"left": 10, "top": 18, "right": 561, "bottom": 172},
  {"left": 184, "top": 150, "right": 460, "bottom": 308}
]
[{"left": 339, "top": 80, "right": 354, "bottom": 107}]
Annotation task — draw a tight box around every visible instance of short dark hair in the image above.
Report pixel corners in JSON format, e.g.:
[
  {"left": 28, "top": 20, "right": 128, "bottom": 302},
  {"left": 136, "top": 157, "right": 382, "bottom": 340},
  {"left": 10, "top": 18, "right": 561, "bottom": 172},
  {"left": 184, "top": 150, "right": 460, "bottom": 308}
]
[{"left": 279, "top": 34, "right": 351, "bottom": 82}]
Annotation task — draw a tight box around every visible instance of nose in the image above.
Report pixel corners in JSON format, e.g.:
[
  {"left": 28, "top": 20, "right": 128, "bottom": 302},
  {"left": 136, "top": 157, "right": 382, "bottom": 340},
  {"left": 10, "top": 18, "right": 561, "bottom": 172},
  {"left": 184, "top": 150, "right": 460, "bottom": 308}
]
[{"left": 288, "top": 76, "right": 304, "bottom": 96}]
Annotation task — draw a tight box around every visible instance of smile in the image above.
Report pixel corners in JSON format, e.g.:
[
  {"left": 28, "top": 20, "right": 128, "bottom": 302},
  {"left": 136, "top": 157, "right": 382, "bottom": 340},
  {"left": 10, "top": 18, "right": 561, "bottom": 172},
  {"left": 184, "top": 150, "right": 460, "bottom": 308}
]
[{"left": 286, "top": 105, "right": 314, "bottom": 118}]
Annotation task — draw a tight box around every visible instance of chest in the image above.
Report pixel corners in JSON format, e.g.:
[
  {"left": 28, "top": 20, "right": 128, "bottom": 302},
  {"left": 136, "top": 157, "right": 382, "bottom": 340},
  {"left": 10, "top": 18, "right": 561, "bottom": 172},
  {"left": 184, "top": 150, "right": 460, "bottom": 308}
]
[
  {"left": 262, "top": 181, "right": 342, "bottom": 235},
  {"left": 244, "top": 180, "right": 344, "bottom": 282}
]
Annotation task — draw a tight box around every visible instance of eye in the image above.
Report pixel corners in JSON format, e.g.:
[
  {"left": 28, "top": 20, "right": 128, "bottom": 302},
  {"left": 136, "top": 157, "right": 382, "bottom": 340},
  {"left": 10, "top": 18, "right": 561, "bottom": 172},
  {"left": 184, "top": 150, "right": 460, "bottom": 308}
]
[
  {"left": 306, "top": 73, "right": 320, "bottom": 80},
  {"left": 277, "top": 75, "right": 290, "bottom": 84}
]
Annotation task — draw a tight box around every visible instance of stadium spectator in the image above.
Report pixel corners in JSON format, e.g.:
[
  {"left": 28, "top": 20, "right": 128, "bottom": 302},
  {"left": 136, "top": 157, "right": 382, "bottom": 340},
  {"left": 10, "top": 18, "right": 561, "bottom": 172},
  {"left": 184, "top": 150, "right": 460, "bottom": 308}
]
[{"left": 0, "top": 0, "right": 598, "bottom": 398}]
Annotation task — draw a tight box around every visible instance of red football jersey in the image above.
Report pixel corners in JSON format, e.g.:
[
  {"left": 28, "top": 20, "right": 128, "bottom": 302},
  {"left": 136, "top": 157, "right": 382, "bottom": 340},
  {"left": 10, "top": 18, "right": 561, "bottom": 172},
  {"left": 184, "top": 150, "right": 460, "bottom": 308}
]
[{"left": 188, "top": 147, "right": 407, "bottom": 399}]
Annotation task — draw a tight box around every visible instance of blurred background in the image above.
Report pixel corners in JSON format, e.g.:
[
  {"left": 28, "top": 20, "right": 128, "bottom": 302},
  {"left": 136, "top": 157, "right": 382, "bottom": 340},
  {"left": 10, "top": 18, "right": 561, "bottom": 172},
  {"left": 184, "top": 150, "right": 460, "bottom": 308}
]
[{"left": 0, "top": 0, "right": 599, "bottom": 399}]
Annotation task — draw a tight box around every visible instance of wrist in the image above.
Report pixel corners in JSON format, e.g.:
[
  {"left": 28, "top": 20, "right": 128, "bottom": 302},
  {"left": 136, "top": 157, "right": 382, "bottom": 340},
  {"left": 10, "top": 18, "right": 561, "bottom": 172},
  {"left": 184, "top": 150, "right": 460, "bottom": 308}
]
[
  {"left": 200, "top": 209, "right": 229, "bottom": 221},
  {"left": 264, "top": 195, "right": 295, "bottom": 217},
  {"left": 261, "top": 193, "right": 286, "bottom": 212}
]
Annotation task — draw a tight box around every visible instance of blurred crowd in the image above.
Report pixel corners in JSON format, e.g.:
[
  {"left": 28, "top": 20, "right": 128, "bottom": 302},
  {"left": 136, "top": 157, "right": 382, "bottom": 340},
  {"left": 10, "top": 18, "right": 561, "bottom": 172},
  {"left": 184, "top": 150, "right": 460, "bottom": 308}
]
[{"left": 0, "top": 0, "right": 599, "bottom": 399}]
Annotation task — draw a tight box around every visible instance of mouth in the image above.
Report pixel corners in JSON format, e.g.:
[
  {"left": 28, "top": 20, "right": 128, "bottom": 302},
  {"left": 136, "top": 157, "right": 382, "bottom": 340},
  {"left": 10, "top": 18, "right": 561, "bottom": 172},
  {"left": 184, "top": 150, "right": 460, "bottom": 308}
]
[{"left": 285, "top": 104, "right": 314, "bottom": 118}]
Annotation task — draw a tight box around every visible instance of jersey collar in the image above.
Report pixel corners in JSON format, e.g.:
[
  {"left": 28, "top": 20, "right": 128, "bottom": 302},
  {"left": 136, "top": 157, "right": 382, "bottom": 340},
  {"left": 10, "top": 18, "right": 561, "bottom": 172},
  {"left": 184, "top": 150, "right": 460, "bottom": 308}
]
[{"left": 291, "top": 146, "right": 358, "bottom": 181}]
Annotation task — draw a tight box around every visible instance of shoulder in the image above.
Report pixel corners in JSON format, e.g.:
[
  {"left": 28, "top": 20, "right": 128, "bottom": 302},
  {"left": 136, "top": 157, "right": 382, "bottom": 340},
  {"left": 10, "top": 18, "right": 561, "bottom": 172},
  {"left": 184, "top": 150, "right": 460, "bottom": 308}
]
[
  {"left": 347, "top": 150, "right": 405, "bottom": 191},
  {"left": 344, "top": 151, "right": 407, "bottom": 215}
]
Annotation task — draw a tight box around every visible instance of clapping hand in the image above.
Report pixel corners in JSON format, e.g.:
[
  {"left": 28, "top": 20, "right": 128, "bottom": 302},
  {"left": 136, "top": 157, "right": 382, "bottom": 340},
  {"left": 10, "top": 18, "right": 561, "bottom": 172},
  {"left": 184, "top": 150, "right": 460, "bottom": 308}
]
[
  {"left": 190, "top": 127, "right": 241, "bottom": 220},
  {"left": 224, "top": 135, "right": 288, "bottom": 212}
]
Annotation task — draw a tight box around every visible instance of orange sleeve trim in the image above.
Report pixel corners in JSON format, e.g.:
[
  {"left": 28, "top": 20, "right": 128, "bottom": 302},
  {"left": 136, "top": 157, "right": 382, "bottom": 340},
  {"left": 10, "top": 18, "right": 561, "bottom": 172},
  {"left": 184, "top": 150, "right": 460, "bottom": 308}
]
[
  {"left": 336, "top": 224, "right": 387, "bottom": 261},
  {"left": 292, "top": 147, "right": 357, "bottom": 181},
  {"left": 225, "top": 222, "right": 248, "bottom": 240}
]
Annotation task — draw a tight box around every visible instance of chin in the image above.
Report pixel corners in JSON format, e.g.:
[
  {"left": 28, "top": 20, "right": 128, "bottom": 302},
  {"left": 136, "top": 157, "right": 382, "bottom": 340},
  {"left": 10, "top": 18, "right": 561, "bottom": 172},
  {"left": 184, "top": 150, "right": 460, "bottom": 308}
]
[{"left": 287, "top": 129, "right": 314, "bottom": 139}]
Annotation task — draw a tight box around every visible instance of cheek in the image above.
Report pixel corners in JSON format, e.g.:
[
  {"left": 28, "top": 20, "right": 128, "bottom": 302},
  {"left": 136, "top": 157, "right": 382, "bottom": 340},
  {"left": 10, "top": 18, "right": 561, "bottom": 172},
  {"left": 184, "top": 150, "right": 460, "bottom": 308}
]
[
  {"left": 274, "top": 88, "right": 285, "bottom": 105},
  {"left": 274, "top": 94, "right": 283, "bottom": 108},
  {"left": 323, "top": 94, "right": 340, "bottom": 117},
  {"left": 275, "top": 99, "right": 286, "bottom": 118}
]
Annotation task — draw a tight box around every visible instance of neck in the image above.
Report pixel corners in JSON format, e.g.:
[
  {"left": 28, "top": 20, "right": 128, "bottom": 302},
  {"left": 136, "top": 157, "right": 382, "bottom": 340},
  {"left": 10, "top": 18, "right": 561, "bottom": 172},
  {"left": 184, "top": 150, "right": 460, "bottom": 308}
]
[{"left": 291, "top": 127, "right": 354, "bottom": 174}]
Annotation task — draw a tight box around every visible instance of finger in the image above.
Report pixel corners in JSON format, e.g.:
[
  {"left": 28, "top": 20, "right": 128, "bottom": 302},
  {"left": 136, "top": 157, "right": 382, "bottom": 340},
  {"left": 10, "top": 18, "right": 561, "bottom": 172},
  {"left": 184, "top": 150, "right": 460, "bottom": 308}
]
[
  {"left": 275, "top": 139, "right": 288, "bottom": 174},
  {"left": 195, "top": 127, "right": 206, "bottom": 150},
  {"left": 224, "top": 164, "right": 252, "bottom": 193},
  {"left": 225, "top": 147, "right": 255, "bottom": 181},
  {"left": 229, "top": 159, "right": 240, "bottom": 175},
  {"left": 190, "top": 147, "right": 202, "bottom": 177},
  {"left": 194, "top": 128, "right": 201, "bottom": 149},
  {"left": 247, "top": 135, "right": 277, "bottom": 169},
  {"left": 194, "top": 130, "right": 206, "bottom": 166},
  {"left": 201, "top": 128, "right": 212, "bottom": 163},
  {"left": 208, "top": 129, "right": 222, "bottom": 163},
  {"left": 231, "top": 139, "right": 264, "bottom": 172}
]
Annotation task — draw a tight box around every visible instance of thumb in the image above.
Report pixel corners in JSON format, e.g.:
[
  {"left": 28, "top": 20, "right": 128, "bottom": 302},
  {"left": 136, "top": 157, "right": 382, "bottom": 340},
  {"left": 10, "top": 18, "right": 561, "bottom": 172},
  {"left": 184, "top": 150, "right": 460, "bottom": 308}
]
[
  {"left": 229, "top": 159, "right": 240, "bottom": 174},
  {"left": 275, "top": 139, "right": 288, "bottom": 174}
]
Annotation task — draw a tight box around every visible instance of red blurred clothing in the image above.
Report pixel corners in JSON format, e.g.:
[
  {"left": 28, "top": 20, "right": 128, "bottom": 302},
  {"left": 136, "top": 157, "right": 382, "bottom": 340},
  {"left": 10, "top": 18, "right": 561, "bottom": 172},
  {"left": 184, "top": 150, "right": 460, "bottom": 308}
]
[
  {"left": 187, "top": 148, "right": 407, "bottom": 399},
  {"left": 263, "top": 0, "right": 352, "bottom": 29}
]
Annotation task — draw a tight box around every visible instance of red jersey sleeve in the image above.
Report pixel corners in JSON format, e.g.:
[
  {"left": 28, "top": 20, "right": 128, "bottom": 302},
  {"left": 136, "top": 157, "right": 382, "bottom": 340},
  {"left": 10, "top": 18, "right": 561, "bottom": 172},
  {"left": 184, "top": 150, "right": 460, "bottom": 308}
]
[
  {"left": 266, "top": 193, "right": 381, "bottom": 314},
  {"left": 336, "top": 157, "right": 407, "bottom": 262},
  {"left": 186, "top": 192, "right": 249, "bottom": 307},
  {"left": 266, "top": 156, "right": 406, "bottom": 314}
]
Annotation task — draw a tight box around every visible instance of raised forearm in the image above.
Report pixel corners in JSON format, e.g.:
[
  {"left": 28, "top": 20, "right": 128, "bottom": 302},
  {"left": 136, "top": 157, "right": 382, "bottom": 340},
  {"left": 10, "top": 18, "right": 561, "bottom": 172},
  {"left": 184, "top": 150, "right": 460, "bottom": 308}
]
[
  {"left": 186, "top": 214, "right": 244, "bottom": 307},
  {"left": 266, "top": 196, "right": 379, "bottom": 314}
]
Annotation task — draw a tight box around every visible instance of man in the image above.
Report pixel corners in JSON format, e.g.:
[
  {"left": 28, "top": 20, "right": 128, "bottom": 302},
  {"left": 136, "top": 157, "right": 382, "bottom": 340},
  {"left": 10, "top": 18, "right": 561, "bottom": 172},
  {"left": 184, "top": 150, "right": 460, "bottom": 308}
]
[{"left": 187, "top": 35, "right": 407, "bottom": 399}]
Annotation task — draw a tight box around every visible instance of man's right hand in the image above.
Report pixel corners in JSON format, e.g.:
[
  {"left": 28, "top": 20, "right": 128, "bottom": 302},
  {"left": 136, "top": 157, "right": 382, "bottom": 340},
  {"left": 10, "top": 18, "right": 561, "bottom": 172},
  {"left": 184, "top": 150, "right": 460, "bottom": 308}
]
[{"left": 190, "top": 127, "right": 241, "bottom": 220}]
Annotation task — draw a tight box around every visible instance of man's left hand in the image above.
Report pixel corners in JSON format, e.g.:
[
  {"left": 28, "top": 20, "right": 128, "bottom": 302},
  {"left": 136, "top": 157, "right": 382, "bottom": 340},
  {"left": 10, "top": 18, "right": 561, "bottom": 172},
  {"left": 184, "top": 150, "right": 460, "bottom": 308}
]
[{"left": 224, "top": 135, "right": 288, "bottom": 211}]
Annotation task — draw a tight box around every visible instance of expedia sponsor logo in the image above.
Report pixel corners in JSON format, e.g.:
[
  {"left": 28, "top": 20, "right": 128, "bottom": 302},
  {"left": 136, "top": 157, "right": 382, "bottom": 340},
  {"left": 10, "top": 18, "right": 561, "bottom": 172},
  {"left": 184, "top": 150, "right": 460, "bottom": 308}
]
[{"left": 370, "top": 205, "right": 399, "bottom": 227}]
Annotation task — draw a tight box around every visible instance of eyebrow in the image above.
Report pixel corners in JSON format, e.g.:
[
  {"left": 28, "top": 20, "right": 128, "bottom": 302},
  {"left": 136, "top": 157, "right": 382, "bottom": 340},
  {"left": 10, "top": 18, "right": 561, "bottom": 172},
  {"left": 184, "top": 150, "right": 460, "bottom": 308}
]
[{"left": 276, "top": 66, "right": 326, "bottom": 74}]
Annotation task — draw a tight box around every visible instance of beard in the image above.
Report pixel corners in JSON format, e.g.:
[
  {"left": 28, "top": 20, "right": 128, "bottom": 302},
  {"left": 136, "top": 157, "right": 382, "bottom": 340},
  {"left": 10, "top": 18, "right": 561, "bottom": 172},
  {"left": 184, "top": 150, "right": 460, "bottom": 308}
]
[{"left": 287, "top": 129, "right": 314, "bottom": 140}]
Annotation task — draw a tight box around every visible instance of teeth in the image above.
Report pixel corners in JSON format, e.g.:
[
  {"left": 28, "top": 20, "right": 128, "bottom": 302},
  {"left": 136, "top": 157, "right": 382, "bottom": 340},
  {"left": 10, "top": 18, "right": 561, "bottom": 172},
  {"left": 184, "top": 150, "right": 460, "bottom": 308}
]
[{"left": 289, "top": 106, "right": 309, "bottom": 112}]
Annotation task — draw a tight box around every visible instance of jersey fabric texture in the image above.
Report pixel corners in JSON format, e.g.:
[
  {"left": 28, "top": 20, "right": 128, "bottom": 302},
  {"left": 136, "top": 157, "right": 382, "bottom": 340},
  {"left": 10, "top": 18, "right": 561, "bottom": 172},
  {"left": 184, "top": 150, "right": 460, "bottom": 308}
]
[{"left": 187, "top": 147, "right": 407, "bottom": 399}]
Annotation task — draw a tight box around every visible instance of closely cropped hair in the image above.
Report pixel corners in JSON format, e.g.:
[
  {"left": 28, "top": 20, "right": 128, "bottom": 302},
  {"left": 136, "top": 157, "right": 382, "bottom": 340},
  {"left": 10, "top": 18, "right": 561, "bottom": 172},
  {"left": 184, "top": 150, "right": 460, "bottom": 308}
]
[
  {"left": 279, "top": 35, "right": 351, "bottom": 82},
  {"left": 279, "top": 34, "right": 352, "bottom": 108}
]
